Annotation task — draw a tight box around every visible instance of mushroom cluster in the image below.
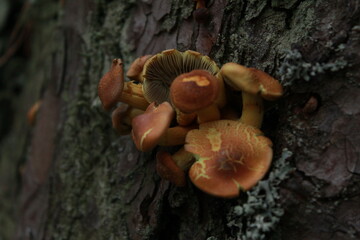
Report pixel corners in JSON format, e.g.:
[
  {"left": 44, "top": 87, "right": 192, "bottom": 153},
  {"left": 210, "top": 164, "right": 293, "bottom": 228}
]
[{"left": 98, "top": 49, "right": 283, "bottom": 198}]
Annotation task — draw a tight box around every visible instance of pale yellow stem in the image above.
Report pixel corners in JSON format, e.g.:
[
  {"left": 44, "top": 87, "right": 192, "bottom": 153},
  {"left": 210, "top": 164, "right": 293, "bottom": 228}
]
[
  {"left": 175, "top": 108, "right": 197, "bottom": 126},
  {"left": 172, "top": 147, "right": 195, "bottom": 170},
  {"left": 158, "top": 125, "right": 196, "bottom": 146},
  {"left": 118, "top": 82, "right": 149, "bottom": 110},
  {"left": 197, "top": 105, "right": 221, "bottom": 124},
  {"left": 239, "top": 92, "right": 264, "bottom": 128}
]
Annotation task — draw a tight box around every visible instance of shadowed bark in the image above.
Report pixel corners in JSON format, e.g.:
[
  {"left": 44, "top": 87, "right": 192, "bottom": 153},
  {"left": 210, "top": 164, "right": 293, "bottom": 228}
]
[{"left": 0, "top": 0, "right": 359, "bottom": 239}]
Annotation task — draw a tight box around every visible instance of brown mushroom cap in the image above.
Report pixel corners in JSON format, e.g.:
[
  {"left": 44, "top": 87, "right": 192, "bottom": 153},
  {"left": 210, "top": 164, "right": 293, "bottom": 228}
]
[
  {"left": 170, "top": 69, "right": 219, "bottom": 113},
  {"left": 185, "top": 120, "right": 273, "bottom": 198},
  {"left": 131, "top": 101, "right": 175, "bottom": 152},
  {"left": 221, "top": 63, "right": 283, "bottom": 100},
  {"left": 142, "top": 49, "right": 220, "bottom": 104},
  {"left": 156, "top": 151, "right": 186, "bottom": 187},
  {"left": 98, "top": 59, "right": 124, "bottom": 111},
  {"left": 126, "top": 55, "right": 152, "bottom": 82}
]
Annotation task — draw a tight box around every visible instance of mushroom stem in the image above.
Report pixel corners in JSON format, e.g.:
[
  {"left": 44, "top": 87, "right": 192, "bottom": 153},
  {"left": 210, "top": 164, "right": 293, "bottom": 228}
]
[
  {"left": 172, "top": 147, "right": 194, "bottom": 170},
  {"left": 158, "top": 125, "right": 197, "bottom": 146},
  {"left": 197, "top": 104, "right": 221, "bottom": 124},
  {"left": 156, "top": 147, "right": 195, "bottom": 187},
  {"left": 112, "top": 105, "right": 144, "bottom": 135},
  {"left": 215, "top": 73, "right": 227, "bottom": 108},
  {"left": 175, "top": 108, "right": 197, "bottom": 126},
  {"left": 156, "top": 148, "right": 194, "bottom": 187},
  {"left": 118, "top": 82, "right": 149, "bottom": 110},
  {"left": 195, "top": 0, "right": 205, "bottom": 9},
  {"left": 239, "top": 92, "right": 264, "bottom": 129}
]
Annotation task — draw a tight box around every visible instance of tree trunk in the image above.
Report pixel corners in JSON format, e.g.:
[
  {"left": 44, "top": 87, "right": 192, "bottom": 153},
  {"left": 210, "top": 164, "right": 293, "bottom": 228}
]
[{"left": 0, "top": 0, "right": 359, "bottom": 239}]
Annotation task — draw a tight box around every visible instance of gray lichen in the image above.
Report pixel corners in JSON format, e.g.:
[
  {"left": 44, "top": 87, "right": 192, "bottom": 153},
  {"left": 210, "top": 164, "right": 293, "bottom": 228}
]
[
  {"left": 278, "top": 49, "right": 347, "bottom": 86},
  {"left": 226, "top": 149, "right": 293, "bottom": 240}
]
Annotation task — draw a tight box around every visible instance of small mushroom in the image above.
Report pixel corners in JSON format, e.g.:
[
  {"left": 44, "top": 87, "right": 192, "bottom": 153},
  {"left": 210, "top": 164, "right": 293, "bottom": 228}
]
[
  {"left": 156, "top": 147, "right": 194, "bottom": 187},
  {"left": 131, "top": 101, "right": 197, "bottom": 152},
  {"left": 170, "top": 69, "right": 221, "bottom": 123},
  {"left": 193, "top": 0, "right": 210, "bottom": 23},
  {"left": 131, "top": 102, "right": 175, "bottom": 152},
  {"left": 27, "top": 100, "right": 42, "bottom": 126},
  {"left": 112, "top": 104, "right": 144, "bottom": 135},
  {"left": 185, "top": 120, "right": 273, "bottom": 198},
  {"left": 221, "top": 63, "right": 283, "bottom": 128},
  {"left": 98, "top": 59, "right": 149, "bottom": 111},
  {"left": 126, "top": 55, "right": 152, "bottom": 82}
]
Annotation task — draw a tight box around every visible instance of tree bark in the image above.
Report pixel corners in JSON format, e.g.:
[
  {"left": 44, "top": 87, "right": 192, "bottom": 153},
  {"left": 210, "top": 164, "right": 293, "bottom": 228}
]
[{"left": 0, "top": 0, "right": 359, "bottom": 239}]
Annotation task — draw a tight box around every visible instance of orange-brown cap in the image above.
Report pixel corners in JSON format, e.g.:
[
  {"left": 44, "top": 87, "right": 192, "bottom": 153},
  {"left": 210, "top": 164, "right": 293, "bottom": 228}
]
[
  {"left": 156, "top": 151, "right": 186, "bottom": 187},
  {"left": 170, "top": 69, "right": 219, "bottom": 113},
  {"left": 221, "top": 63, "right": 283, "bottom": 101},
  {"left": 98, "top": 59, "right": 124, "bottom": 111},
  {"left": 185, "top": 120, "right": 273, "bottom": 198},
  {"left": 126, "top": 55, "right": 152, "bottom": 82},
  {"left": 131, "top": 101, "right": 175, "bottom": 152}
]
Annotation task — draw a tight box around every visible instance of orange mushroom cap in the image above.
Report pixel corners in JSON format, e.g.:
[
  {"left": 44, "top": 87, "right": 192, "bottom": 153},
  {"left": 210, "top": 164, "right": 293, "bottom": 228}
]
[
  {"left": 126, "top": 55, "right": 152, "bottom": 82},
  {"left": 131, "top": 101, "right": 175, "bottom": 152},
  {"left": 185, "top": 120, "right": 273, "bottom": 198},
  {"left": 221, "top": 63, "right": 283, "bottom": 101},
  {"left": 156, "top": 151, "right": 186, "bottom": 187},
  {"left": 170, "top": 69, "right": 219, "bottom": 113},
  {"left": 98, "top": 59, "right": 124, "bottom": 111}
]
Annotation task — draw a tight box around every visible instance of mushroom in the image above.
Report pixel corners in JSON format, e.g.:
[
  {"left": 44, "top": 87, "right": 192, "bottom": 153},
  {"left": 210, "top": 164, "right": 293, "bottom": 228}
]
[
  {"left": 221, "top": 63, "right": 283, "bottom": 128},
  {"left": 98, "top": 59, "right": 149, "bottom": 111},
  {"left": 141, "top": 49, "right": 220, "bottom": 105},
  {"left": 170, "top": 69, "right": 222, "bottom": 123},
  {"left": 193, "top": 0, "right": 210, "bottom": 23},
  {"left": 112, "top": 104, "right": 144, "bottom": 135},
  {"left": 156, "top": 147, "right": 194, "bottom": 187},
  {"left": 185, "top": 120, "right": 273, "bottom": 198},
  {"left": 131, "top": 101, "right": 175, "bottom": 152},
  {"left": 27, "top": 100, "right": 42, "bottom": 126},
  {"left": 131, "top": 102, "right": 196, "bottom": 152},
  {"left": 126, "top": 55, "right": 152, "bottom": 82}
]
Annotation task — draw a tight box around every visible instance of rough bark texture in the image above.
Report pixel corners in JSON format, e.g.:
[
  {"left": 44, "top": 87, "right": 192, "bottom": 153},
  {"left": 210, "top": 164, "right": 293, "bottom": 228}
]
[{"left": 0, "top": 0, "right": 359, "bottom": 239}]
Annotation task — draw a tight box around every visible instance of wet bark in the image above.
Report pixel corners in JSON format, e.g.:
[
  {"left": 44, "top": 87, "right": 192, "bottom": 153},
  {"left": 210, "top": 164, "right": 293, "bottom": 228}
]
[{"left": 0, "top": 0, "right": 359, "bottom": 239}]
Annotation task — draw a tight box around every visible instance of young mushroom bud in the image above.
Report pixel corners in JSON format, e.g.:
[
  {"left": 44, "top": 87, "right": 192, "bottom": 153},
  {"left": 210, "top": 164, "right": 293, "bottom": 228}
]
[
  {"left": 193, "top": 0, "right": 210, "bottom": 24},
  {"left": 27, "top": 100, "right": 42, "bottom": 126}
]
